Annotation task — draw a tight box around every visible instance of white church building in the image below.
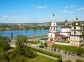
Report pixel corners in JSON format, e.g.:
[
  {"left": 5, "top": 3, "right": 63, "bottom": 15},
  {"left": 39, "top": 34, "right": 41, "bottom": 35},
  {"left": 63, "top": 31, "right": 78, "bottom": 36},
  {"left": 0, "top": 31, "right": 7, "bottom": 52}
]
[
  {"left": 70, "top": 18, "right": 84, "bottom": 46},
  {"left": 48, "top": 14, "right": 84, "bottom": 46}
]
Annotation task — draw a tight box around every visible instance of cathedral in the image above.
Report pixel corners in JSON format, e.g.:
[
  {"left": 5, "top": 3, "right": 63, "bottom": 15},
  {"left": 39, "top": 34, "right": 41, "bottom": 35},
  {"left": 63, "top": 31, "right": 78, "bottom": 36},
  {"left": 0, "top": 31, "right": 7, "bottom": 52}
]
[{"left": 48, "top": 14, "right": 84, "bottom": 46}]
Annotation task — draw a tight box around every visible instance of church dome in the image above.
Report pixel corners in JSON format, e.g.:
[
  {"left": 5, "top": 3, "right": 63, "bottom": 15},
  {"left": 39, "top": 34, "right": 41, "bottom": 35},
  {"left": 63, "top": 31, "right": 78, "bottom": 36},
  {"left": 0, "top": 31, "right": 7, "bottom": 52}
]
[{"left": 72, "top": 21, "right": 81, "bottom": 26}]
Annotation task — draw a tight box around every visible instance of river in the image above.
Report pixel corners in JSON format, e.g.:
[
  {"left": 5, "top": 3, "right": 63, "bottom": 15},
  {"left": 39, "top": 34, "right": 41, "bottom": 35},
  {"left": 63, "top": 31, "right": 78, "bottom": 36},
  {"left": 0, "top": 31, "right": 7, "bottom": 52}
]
[{"left": 0, "top": 27, "right": 61, "bottom": 38}]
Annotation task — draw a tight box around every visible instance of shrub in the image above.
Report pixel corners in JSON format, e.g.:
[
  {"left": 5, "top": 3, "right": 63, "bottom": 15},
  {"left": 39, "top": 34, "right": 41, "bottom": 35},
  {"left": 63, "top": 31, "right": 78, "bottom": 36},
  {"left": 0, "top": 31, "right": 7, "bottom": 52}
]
[
  {"left": 76, "top": 60, "right": 84, "bottom": 62},
  {"left": 31, "top": 47, "right": 61, "bottom": 58},
  {"left": 51, "top": 44, "right": 84, "bottom": 56},
  {"left": 56, "top": 58, "right": 62, "bottom": 62}
]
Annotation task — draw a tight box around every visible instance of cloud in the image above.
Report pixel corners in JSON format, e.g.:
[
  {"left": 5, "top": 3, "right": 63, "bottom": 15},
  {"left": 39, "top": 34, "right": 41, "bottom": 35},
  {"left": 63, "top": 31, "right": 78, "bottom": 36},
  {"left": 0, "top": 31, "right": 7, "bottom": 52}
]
[
  {"left": 65, "top": 5, "right": 77, "bottom": 9},
  {"left": 62, "top": 10, "right": 74, "bottom": 14},
  {"left": 35, "top": 5, "right": 47, "bottom": 9},
  {"left": 0, "top": 15, "right": 29, "bottom": 23},
  {"left": 70, "top": 5, "right": 77, "bottom": 7},
  {"left": 63, "top": 10, "right": 68, "bottom": 13},
  {"left": 76, "top": 8, "right": 84, "bottom": 11},
  {"left": 69, "top": 11, "right": 74, "bottom": 13},
  {"left": 63, "top": 5, "right": 77, "bottom": 14},
  {"left": 2, "top": 15, "right": 9, "bottom": 18}
]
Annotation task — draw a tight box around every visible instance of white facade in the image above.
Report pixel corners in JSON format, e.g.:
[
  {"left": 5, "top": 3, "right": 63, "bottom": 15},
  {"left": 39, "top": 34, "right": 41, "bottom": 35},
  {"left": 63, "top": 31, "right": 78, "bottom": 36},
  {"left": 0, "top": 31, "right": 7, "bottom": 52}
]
[
  {"left": 71, "top": 26, "right": 82, "bottom": 35},
  {"left": 48, "top": 14, "right": 57, "bottom": 42},
  {"left": 48, "top": 33, "right": 55, "bottom": 38},
  {"left": 70, "top": 36, "right": 82, "bottom": 41},
  {"left": 60, "top": 32, "right": 70, "bottom": 37},
  {"left": 49, "top": 19, "right": 57, "bottom": 33},
  {"left": 70, "top": 41, "right": 84, "bottom": 46},
  {"left": 60, "top": 28, "right": 71, "bottom": 37},
  {"left": 61, "top": 28, "right": 71, "bottom": 32},
  {"left": 70, "top": 20, "right": 83, "bottom": 46}
]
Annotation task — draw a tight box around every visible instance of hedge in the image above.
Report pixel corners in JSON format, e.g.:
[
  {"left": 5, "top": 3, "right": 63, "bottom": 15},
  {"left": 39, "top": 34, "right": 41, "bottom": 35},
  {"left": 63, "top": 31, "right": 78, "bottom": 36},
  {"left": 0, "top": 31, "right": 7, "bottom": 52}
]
[
  {"left": 29, "top": 47, "right": 61, "bottom": 58},
  {"left": 51, "top": 44, "right": 84, "bottom": 56}
]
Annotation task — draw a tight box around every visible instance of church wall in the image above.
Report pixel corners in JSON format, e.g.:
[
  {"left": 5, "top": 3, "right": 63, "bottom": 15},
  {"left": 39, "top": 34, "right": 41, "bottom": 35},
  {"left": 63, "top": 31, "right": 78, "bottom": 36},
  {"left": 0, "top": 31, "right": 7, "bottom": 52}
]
[
  {"left": 70, "top": 41, "right": 80, "bottom": 46},
  {"left": 60, "top": 32, "right": 70, "bottom": 37},
  {"left": 71, "top": 26, "right": 81, "bottom": 30},
  {"left": 48, "top": 33, "right": 55, "bottom": 38},
  {"left": 71, "top": 31, "right": 82, "bottom": 35},
  {"left": 61, "top": 28, "right": 71, "bottom": 32},
  {"left": 70, "top": 36, "right": 81, "bottom": 41}
]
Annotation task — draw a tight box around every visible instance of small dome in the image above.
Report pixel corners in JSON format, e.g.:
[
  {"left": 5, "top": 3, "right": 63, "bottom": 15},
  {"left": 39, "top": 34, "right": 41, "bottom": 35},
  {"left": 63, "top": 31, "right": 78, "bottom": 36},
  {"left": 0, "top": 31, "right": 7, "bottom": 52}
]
[
  {"left": 65, "top": 20, "right": 68, "bottom": 22},
  {"left": 72, "top": 21, "right": 80, "bottom": 26},
  {"left": 76, "top": 18, "right": 78, "bottom": 20}
]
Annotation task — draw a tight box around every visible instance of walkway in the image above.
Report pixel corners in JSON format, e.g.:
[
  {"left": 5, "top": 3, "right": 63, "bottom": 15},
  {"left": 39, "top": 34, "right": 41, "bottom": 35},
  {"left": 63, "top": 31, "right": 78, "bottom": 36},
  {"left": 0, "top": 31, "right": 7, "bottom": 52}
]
[{"left": 37, "top": 52, "right": 58, "bottom": 60}]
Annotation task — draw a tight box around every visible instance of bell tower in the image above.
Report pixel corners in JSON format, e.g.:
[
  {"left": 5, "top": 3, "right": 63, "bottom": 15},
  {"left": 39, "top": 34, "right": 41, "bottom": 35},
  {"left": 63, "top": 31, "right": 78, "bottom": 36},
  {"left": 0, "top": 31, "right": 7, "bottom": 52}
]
[
  {"left": 50, "top": 14, "right": 57, "bottom": 33},
  {"left": 48, "top": 14, "right": 57, "bottom": 44}
]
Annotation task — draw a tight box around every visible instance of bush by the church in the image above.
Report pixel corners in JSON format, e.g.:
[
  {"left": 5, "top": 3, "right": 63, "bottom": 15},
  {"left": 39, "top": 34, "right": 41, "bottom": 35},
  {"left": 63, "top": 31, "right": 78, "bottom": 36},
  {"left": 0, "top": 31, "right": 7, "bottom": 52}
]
[{"left": 31, "top": 47, "right": 61, "bottom": 58}]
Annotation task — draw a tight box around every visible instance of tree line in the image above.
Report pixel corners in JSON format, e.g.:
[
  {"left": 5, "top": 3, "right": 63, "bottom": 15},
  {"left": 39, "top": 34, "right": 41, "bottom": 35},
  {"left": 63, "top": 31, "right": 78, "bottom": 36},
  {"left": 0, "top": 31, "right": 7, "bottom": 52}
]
[{"left": 0, "top": 24, "right": 50, "bottom": 31}]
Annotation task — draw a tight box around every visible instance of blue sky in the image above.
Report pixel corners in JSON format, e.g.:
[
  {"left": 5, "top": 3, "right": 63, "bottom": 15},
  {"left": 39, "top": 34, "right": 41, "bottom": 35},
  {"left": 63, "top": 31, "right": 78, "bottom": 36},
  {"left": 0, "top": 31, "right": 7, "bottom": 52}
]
[{"left": 0, "top": 0, "right": 84, "bottom": 23}]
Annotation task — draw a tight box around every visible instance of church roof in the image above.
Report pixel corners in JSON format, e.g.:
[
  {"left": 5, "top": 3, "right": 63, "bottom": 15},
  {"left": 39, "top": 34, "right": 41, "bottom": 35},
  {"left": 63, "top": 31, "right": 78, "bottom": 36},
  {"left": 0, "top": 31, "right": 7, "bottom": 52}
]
[{"left": 60, "top": 34, "right": 69, "bottom": 38}]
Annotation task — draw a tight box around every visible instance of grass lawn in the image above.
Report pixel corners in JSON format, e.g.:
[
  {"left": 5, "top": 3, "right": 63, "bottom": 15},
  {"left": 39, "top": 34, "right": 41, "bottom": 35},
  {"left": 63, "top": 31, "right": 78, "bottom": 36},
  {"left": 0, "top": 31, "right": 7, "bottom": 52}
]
[{"left": 28, "top": 54, "right": 57, "bottom": 62}]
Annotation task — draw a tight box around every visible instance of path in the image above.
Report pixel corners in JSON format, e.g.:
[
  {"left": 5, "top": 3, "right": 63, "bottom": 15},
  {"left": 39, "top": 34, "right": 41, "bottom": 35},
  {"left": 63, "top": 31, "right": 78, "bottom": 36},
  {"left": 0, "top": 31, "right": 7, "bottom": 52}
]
[{"left": 37, "top": 52, "right": 58, "bottom": 60}]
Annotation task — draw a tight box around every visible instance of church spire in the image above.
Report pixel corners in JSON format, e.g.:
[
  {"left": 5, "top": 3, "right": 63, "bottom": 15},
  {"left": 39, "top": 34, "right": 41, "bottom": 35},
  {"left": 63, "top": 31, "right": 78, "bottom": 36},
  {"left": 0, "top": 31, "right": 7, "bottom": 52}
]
[
  {"left": 52, "top": 13, "right": 55, "bottom": 21},
  {"left": 50, "top": 13, "right": 57, "bottom": 33},
  {"left": 53, "top": 13, "right": 55, "bottom": 16}
]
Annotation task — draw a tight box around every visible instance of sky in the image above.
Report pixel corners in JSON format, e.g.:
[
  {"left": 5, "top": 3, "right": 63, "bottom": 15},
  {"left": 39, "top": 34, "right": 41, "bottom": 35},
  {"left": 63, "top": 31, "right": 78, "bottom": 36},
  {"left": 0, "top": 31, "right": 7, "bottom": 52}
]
[{"left": 0, "top": 0, "right": 84, "bottom": 23}]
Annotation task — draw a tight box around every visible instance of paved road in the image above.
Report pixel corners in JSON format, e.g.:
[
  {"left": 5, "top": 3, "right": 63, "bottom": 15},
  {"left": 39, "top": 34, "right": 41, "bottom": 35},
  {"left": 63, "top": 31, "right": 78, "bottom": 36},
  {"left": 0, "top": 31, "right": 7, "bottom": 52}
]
[{"left": 37, "top": 52, "right": 58, "bottom": 60}]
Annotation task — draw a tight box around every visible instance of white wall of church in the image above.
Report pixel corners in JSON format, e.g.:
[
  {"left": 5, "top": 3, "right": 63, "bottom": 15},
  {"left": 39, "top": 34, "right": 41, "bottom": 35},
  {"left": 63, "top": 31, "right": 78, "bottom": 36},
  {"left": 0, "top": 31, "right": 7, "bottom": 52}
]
[
  {"left": 51, "top": 21, "right": 57, "bottom": 26},
  {"left": 48, "top": 33, "right": 55, "bottom": 38},
  {"left": 60, "top": 33, "right": 70, "bottom": 36},
  {"left": 71, "top": 31, "right": 82, "bottom": 35},
  {"left": 72, "top": 26, "right": 81, "bottom": 30},
  {"left": 50, "top": 27, "right": 57, "bottom": 32},
  {"left": 70, "top": 36, "right": 81, "bottom": 41},
  {"left": 70, "top": 41, "right": 80, "bottom": 46},
  {"left": 61, "top": 28, "right": 71, "bottom": 32}
]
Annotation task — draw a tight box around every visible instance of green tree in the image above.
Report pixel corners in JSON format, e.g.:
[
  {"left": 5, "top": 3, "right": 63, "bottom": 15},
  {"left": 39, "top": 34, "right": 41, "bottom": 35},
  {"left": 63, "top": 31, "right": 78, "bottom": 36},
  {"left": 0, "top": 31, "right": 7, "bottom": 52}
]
[
  {"left": 9, "top": 55, "right": 28, "bottom": 62},
  {"left": 76, "top": 60, "right": 84, "bottom": 62},
  {"left": 76, "top": 47, "right": 83, "bottom": 56},
  {"left": 0, "top": 36, "right": 10, "bottom": 62},
  {"left": 0, "top": 50, "right": 9, "bottom": 62},
  {"left": 24, "top": 47, "right": 37, "bottom": 58},
  {"left": 15, "top": 35, "right": 37, "bottom": 58},
  {"left": 16, "top": 35, "right": 27, "bottom": 46},
  {"left": 0, "top": 35, "right": 11, "bottom": 43},
  {"left": 44, "top": 42, "right": 48, "bottom": 49},
  {"left": 40, "top": 43, "right": 44, "bottom": 48},
  {"left": 56, "top": 58, "right": 62, "bottom": 62}
]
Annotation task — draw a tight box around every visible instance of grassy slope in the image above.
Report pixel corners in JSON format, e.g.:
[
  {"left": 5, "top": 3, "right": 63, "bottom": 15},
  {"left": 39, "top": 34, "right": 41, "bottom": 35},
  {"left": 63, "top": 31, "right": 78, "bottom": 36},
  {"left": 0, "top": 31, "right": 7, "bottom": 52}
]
[{"left": 28, "top": 55, "right": 56, "bottom": 62}]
